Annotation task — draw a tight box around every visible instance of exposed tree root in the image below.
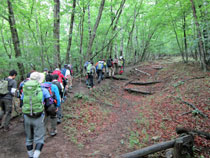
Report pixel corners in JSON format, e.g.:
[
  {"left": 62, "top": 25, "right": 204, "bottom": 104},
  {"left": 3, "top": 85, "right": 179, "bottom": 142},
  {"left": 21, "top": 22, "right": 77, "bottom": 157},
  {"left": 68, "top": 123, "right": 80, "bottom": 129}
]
[
  {"left": 134, "top": 68, "right": 151, "bottom": 76},
  {"left": 130, "top": 81, "right": 161, "bottom": 85},
  {"left": 124, "top": 88, "right": 153, "bottom": 95},
  {"left": 176, "top": 127, "right": 210, "bottom": 140},
  {"left": 177, "top": 97, "right": 208, "bottom": 119},
  {"left": 112, "top": 76, "right": 129, "bottom": 80}
]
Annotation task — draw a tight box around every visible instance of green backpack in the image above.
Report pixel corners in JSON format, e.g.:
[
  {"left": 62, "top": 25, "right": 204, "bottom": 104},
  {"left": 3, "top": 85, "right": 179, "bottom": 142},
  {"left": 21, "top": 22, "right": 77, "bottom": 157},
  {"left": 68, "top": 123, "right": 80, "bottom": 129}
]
[
  {"left": 0, "top": 80, "right": 9, "bottom": 95},
  {"left": 87, "top": 64, "right": 93, "bottom": 74},
  {"left": 97, "top": 62, "right": 103, "bottom": 70},
  {"left": 22, "top": 80, "right": 44, "bottom": 116}
]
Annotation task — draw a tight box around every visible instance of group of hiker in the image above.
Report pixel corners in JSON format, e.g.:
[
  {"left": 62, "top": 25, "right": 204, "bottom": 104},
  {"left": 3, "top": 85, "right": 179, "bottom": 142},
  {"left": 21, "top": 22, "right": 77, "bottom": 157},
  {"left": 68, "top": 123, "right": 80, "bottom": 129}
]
[
  {"left": 0, "top": 64, "right": 73, "bottom": 158},
  {"left": 84, "top": 55, "right": 125, "bottom": 89},
  {"left": 0, "top": 55, "right": 124, "bottom": 158}
]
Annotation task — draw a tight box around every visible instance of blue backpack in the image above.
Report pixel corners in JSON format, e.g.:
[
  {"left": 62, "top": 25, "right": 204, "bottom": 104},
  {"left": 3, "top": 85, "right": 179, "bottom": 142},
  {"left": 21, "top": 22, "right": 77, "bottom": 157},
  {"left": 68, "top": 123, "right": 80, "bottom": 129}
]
[
  {"left": 97, "top": 62, "right": 104, "bottom": 70},
  {"left": 61, "top": 68, "right": 67, "bottom": 76}
]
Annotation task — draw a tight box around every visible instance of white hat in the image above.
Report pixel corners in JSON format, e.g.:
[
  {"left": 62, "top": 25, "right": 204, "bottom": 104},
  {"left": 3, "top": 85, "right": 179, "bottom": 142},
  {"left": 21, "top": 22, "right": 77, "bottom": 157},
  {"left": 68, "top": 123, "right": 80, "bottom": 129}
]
[
  {"left": 30, "top": 72, "right": 45, "bottom": 83},
  {"left": 55, "top": 68, "right": 60, "bottom": 71}
]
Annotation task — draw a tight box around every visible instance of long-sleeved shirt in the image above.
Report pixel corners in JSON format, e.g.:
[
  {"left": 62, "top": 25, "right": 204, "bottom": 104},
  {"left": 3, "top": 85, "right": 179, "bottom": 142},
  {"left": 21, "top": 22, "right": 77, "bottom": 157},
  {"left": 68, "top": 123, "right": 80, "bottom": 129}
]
[{"left": 44, "top": 82, "right": 61, "bottom": 107}]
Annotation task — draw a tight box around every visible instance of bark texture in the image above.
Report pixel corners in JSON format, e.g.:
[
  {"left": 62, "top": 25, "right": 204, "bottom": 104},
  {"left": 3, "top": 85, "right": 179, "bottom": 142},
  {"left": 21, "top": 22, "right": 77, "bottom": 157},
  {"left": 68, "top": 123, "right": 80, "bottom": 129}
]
[{"left": 7, "top": 0, "right": 25, "bottom": 80}]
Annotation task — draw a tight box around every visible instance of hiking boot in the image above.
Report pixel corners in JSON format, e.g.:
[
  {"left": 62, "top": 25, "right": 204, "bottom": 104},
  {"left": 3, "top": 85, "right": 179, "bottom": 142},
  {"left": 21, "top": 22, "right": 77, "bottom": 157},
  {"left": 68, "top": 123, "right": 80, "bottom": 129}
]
[
  {"left": 57, "top": 118, "right": 61, "bottom": 124},
  {"left": 50, "top": 130, "right": 57, "bottom": 136}
]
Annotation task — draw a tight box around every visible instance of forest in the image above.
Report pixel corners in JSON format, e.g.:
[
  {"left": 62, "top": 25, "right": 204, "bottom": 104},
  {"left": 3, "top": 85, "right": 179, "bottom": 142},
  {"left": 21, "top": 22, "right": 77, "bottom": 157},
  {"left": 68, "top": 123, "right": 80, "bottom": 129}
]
[
  {"left": 0, "top": 0, "right": 210, "bottom": 158},
  {"left": 0, "top": 0, "right": 209, "bottom": 80}
]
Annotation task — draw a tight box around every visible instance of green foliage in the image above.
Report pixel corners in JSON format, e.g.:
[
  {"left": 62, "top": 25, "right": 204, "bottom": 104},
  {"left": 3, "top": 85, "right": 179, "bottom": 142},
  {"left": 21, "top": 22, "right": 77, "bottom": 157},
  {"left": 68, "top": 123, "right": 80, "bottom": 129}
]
[
  {"left": 0, "top": 0, "right": 208, "bottom": 75},
  {"left": 129, "top": 131, "right": 140, "bottom": 148}
]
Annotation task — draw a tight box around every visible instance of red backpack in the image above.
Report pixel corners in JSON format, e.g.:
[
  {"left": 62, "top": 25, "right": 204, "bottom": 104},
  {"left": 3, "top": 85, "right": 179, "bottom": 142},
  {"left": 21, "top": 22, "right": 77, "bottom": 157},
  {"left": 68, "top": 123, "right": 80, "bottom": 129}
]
[{"left": 52, "top": 70, "right": 64, "bottom": 84}]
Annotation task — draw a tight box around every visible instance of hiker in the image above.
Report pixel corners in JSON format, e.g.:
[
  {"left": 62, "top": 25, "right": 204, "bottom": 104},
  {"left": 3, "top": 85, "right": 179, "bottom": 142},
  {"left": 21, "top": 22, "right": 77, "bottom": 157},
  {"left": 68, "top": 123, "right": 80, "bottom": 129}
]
[
  {"left": 67, "top": 64, "right": 73, "bottom": 89},
  {"left": 51, "top": 74, "right": 63, "bottom": 124},
  {"left": 107, "top": 56, "right": 114, "bottom": 77},
  {"left": 0, "top": 70, "right": 17, "bottom": 131},
  {"left": 41, "top": 74, "right": 60, "bottom": 136},
  {"left": 113, "top": 55, "right": 118, "bottom": 75},
  {"left": 19, "top": 73, "right": 31, "bottom": 97},
  {"left": 102, "top": 59, "right": 107, "bottom": 79},
  {"left": 96, "top": 60, "right": 104, "bottom": 84},
  {"left": 86, "top": 61, "right": 96, "bottom": 89},
  {"left": 52, "top": 68, "right": 66, "bottom": 99},
  {"left": 43, "top": 68, "right": 48, "bottom": 75},
  {"left": 52, "top": 68, "right": 66, "bottom": 86},
  {"left": 18, "top": 73, "right": 31, "bottom": 108},
  {"left": 61, "top": 64, "right": 70, "bottom": 97},
  {"left": 52, "top": 74, "right": 63, "bottom": 99},
  {"left": 84, "top": 61, "right": 90, "bottom": 85},
  {"left": 118, "top": 56, "right": 124, "bottom": 75},
  {"left": 122, "top": 56, "right": 125, "bottom": 72},
  {"left": 20, "top": 72, "right": 50, "bottom": 158}
]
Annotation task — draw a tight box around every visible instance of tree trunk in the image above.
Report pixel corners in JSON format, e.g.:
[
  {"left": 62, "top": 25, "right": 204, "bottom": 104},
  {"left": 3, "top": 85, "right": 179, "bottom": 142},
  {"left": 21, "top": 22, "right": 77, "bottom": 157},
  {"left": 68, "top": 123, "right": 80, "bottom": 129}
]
[
  {"left": 7, "top": 0, "right": 25, "bottom": 80},
  {"left": 140, "top": 26, "right": 158, "bottom": 62},
  {"left": 79, "top": 6, "right": 85, "bottom": 73},
  {"left": 109, "top": 0, "right": 126, "bottom": 57},
  {"left": 167, "top": 3, "right": 185, "bottom": 62},
  {"left": 190, "top": 0, "right": 206, "bottom": 71},
  {"left": 86, "top": 0, "right": 106, "bottom": 59},
  {"left": 53, "top": 0, "right": 61, "bottom": 68},
  {"left": 66, "top": 0, "right": 76, "bottom": 64},
  {"left": 87, "top": 4, "right": 92, "bottom": 42},
  {"left": 183, "top": 11, "right": 188, "bottom": 62}
]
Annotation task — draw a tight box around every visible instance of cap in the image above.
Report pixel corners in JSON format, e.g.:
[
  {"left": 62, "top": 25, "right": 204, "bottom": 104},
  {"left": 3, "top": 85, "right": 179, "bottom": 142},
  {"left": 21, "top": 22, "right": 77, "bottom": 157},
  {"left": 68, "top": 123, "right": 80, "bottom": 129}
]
[
  {"left": 30, "top": 72, "right": 45, "bottom": 83},
  {"left": 44, "top": 68, "right": 48, "bottom": 71}
]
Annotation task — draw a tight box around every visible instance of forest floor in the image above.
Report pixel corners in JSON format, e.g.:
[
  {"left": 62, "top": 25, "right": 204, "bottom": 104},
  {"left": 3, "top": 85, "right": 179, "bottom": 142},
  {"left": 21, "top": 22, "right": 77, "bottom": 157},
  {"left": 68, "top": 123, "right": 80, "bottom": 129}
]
[{"left": 0, "top": 57, "right": 210, "bottom": 158}]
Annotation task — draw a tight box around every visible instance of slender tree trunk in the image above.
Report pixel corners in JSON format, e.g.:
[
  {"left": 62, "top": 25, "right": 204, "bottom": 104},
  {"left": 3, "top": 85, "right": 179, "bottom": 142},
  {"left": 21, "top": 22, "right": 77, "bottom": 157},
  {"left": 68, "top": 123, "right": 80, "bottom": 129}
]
[
  {"left": 53, "top": 0, "right": 61, "bottom": 68},
  {"left": 87, "top": 4, "right": 92, "bottom": 41},
  {"left": 35, "top": 10, "right": 45, "bottom": 70},
  {"left": 79, "top": 6, "right": 85, "bottom": 73},
  {"left": 66, "top": 0, "right": 76, "bottom": 64},
  {"left": 167, "top": 3, "right": 185, "bottom": 62},
  {"left": 86, "top": 0, "right": 106, "bottom": 59},
  {"left": 7, "top": 0, "right": 25, "bottom": 80},
  {"left": 183, "top": 11, "right": 188, "bottom": 62},
  {"left": 190, "top": 0, "right": 206, "bottom": 71},
  {"left": 140, "top": 26, "right": 158, "bottom": 62},
  {"left": 199, "top": 1, "right": 209, "bottom": 65},
  {"left": 126, "top": 5, "right": 140, "bottom": 61},
  {"left": 109, "top": 0, "right": 126, "bottom": 57}
]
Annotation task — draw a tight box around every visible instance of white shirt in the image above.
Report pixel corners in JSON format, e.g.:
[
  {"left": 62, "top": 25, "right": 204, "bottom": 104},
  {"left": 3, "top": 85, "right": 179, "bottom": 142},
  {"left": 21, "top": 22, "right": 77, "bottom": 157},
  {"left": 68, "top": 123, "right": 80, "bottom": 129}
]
[{"left": 65, "top": 69, "right": 71, "bottom": 77}]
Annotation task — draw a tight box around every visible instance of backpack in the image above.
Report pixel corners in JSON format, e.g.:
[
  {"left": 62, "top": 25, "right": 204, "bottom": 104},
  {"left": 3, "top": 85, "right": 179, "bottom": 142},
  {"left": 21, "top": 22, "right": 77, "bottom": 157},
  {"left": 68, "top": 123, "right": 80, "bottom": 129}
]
[
  {"left": 61, "top": 68, "right": 67, "bottom": 76},
  {"left": 22, "top": 80, "right": 44, "bottom": 116},
  {"left": 52, "top": 70, "right": 63, "bottom": 83},
  {"left": 97, "top": 62, "right": 103, "bottom": 70},
  {"left": 87, "top": 64, "right": 93, "bottom": 74},
  {"left": 107, "top": 59, "right": 112, "bottom": 67},
  {"left": 41, "top": 83, "right": 57, "bottom": 106},
  {"left": 0, "top": 80, "right": 9, "bottom": 95},
  {"left": 118, "top": 60, "right": 123, "bottom": 67}
]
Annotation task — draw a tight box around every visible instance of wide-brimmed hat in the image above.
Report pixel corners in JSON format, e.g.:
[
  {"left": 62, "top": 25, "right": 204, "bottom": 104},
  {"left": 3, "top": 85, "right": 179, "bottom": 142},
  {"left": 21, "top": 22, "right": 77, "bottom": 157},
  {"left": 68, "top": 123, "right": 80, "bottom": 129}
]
[{"left": 30, "top": 72, "right": 45, "bottom": 83}]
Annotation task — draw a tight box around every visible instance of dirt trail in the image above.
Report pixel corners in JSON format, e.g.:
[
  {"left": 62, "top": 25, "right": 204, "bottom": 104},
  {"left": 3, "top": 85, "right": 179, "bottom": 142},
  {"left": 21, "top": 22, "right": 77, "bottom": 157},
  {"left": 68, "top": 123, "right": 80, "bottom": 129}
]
[
  {"left": 0, "top": 66, "right": 144, "bottom": 158},
  {"left": 1, "top": 61, "right": 209, "bottom": 158}
]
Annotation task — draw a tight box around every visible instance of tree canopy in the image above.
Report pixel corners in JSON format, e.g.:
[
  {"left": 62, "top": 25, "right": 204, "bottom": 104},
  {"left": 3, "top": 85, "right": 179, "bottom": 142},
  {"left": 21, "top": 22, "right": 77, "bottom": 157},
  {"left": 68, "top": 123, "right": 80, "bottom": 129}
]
[{"left": 0, "top": 0, "right": 209, "bottom": 79}]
